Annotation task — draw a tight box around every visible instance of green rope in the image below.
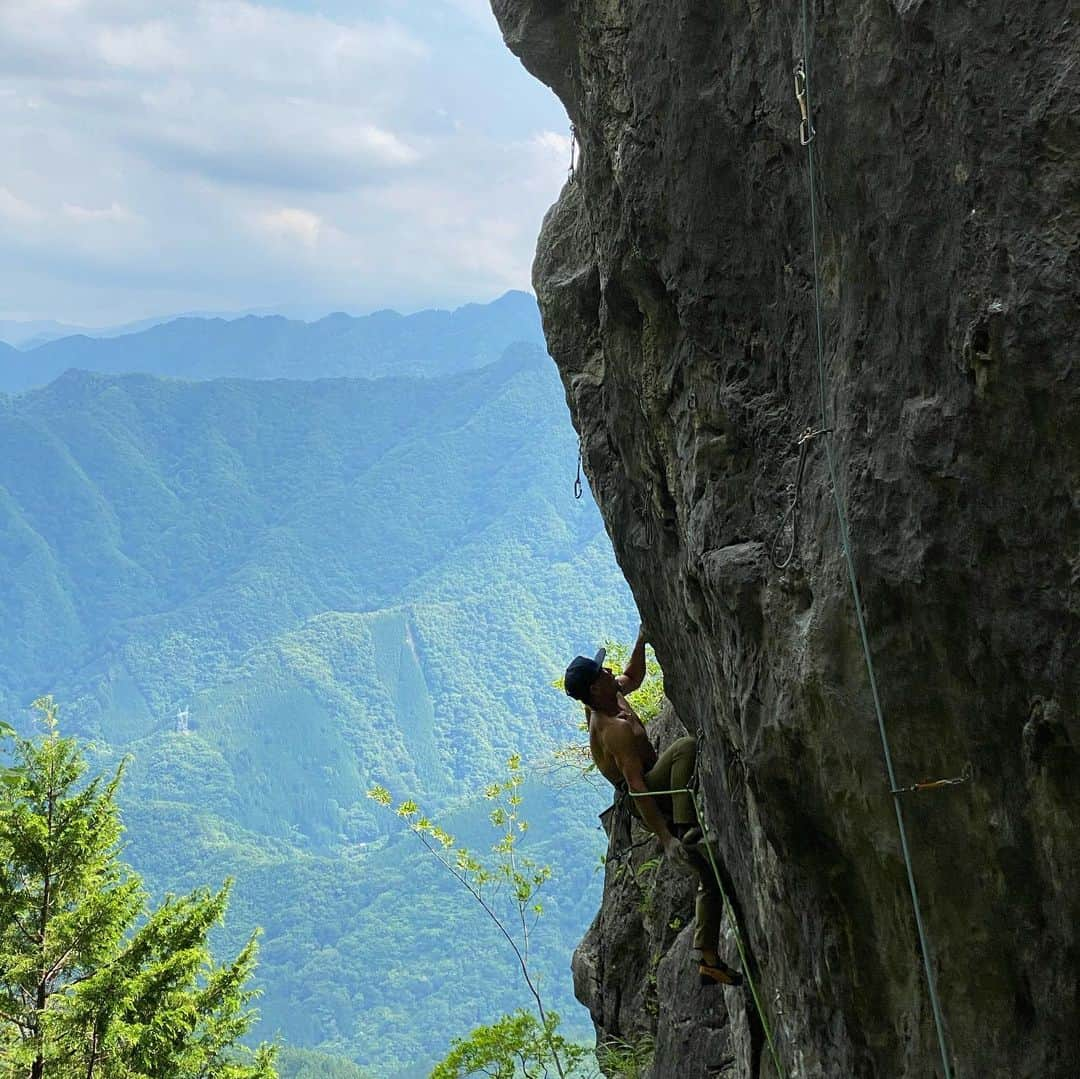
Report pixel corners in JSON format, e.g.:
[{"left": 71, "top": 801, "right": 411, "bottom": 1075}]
[
  {"left": 797, "top": 3, "right": 955, "bottom": 1076},
  {"left": 628, "top": 787, "right": 786, "bottom": 1078}
]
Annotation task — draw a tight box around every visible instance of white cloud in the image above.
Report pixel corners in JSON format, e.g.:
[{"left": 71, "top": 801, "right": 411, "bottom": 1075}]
[
  {"left": 96, "top": 20, "right": 186, "bottom": 73},
  {"left": 255, "top": 207, "right": 323, "bottom": 248},
  {"left": 0, "top": 187, "right": 43, "bottom": 225},
  {"left": 531, "top": 130, "right": 572, "bottom": 159},
  {"left": 0, "top": 0, "right": 567, "bottom": 323},
  {"left": 335, "top": 125, "right": 419, "bottom": 168},
  {"left": 62, "top": 201, "right": 138, "bottom": 224}
]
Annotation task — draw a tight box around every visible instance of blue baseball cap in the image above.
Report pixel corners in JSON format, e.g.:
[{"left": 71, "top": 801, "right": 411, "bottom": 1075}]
[{"left": 563, "top": 648, "right": 607, "bottom": 702}]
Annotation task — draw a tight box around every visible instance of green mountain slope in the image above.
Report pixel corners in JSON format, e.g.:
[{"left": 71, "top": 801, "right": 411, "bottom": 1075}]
[
  {"left": 113, "top": 765, "right": 612, "bottom": 1077},
  {"left": 1, "top": 347, "right": 634, "bottom": 1072}
]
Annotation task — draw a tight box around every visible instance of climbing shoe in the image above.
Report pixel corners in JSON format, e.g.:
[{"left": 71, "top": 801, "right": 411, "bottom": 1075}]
[
  {"left": 699, "top": 959, "right": 743, "bottom": 988},
  {"left": 680, "top": 825, "right": 703, "bottom": 845}
]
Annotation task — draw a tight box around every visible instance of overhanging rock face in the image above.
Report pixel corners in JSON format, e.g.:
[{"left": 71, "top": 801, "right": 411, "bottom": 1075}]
[{"left": 492, "top": 1, "right": 1079, "bottom": 1076}]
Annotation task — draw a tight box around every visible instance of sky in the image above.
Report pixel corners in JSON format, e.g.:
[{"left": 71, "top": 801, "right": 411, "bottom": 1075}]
[{"left": 0, "top": 0, "right": 570, "bottom": 325}]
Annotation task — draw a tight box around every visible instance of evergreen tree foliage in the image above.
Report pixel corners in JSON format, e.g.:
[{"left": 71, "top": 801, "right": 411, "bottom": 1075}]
[{"left": 0, "top": 698, "right": 276, "bottom": 1079}]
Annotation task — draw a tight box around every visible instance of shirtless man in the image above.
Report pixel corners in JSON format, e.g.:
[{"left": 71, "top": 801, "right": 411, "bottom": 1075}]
[{"left": 563, "top": 628, "right": 743, "bottom": 987}]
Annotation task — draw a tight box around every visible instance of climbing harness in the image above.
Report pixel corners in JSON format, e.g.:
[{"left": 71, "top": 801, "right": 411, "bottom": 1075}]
[
  {"left": 890, "top": 762, "right": 973, "bottom": 797},
  {"left": 627, "top": 786, "right": 786, "bottom": 1079},
  {"left": 768, "top": 425, "right": 831, "bottom": 569},
  {"left": 573, "top": 444, "right": 584, "bottom": 499},
  {"left": 605, "top": 737, "right": 700, "bottom": 867},
  {"left": 794, "top": 3, "right": 958, "bottom": 1074}
]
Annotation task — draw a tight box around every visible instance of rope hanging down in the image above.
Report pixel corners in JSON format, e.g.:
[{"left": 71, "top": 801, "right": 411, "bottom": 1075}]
[
  {"left": 795, "top": 3, "right": 957, "bottom": 1076},
  {"left": 573, "top": 444, "right": 584, "bottom": 500},
  {"left": 628, "top": 787, "right": 786, "bottom": 1079}
]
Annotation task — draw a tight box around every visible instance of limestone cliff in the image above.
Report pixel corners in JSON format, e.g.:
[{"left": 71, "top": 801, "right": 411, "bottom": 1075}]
[{"left": 492, "top": 1, "right": 1079, "bottom": 1076}]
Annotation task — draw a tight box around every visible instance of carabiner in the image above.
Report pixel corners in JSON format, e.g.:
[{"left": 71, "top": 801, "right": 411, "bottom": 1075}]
[{"left": 793, "top": 59, "right": 815, "bottom": 145}]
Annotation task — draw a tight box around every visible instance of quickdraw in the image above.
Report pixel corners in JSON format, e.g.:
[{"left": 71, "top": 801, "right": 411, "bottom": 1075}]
[
  {"left": 891, "top": 762, "right": 973, "bottom": 797},
  {"left": 768, "top": 425, "right": 831, "bottom": 570}
]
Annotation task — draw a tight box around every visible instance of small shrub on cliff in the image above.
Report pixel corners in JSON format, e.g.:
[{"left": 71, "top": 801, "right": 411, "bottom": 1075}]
[{"left": 595, "top": 1033, "right": 654, "bottom": 1078}]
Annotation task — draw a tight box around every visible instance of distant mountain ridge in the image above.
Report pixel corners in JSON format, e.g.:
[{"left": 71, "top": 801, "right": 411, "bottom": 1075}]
[
  {"left": 0, "top": 309, "right": 300, "bottom": 350},
  {"left": 0, "top": 291, "right": 543, "bottom": 391}
]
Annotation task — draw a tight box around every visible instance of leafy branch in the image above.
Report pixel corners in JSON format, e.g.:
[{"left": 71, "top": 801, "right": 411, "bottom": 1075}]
[{"left": 367, "top": 755, "right": 570, "bottom": 1078}]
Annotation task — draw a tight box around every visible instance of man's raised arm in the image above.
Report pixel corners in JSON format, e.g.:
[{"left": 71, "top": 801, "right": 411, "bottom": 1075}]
[{"left": 615, "top": 625, "right": 648, "bottom": 694}]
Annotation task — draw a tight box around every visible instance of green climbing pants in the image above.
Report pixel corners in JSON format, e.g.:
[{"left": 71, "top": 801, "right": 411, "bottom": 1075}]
[
  {"left": 632, "top": 735, "right": 723, "bottom": 953},
  {"left": 642, "top": 735, "right": 698, "bottom": 825}
]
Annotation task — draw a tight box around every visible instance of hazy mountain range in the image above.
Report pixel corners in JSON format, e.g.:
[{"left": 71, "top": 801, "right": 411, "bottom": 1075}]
[
  {"left": 0, "top": 304, "right": 381, "bottom": 350},
  {"left": 0, "top": 290, "right": 544, "bottom": 391}
]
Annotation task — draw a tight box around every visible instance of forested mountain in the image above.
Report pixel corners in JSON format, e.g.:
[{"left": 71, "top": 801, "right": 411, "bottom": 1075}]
[
  {"left": 0, "top": 291, "right": 543, "bottom": 392},
  {"left": 0, "top": 342, "right": 634, "bottom": 1073}
]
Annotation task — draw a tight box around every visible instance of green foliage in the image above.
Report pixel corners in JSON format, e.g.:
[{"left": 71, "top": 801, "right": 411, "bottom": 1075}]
[
  {"left": 634, "top": 858, "right": 662, "bottom": 917},
  {"left": 371, "top": 755, "right": 551, "bottom": 921},
  {"left": 597, "top": 642, "right": 665, "bottom": 725},
  {"left": 0, "top": 356, "right": 633, "bottom": 810},
  {"left": 274, "top": 1046, "right": 374, "bottom": 1079},
  {"left": 430, "top": 1012, "right": 593, "bottom": 1079},
  {"left": 0, "top": 698, "right": 276, "bottom": 1079},
  {"left": 118, "top": 757, "right": 610, "bottom": 1077},
  {"left": 595, "top": 1034, "right": 654, "bottom": 1078},
  {"left": 370, "top": 757, "right": 582, "bottom": 1078}
]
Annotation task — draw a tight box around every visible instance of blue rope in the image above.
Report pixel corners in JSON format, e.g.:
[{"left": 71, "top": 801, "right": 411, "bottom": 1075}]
[{"left": 797, "top": 3, "right": 954, "bottom": 1075}]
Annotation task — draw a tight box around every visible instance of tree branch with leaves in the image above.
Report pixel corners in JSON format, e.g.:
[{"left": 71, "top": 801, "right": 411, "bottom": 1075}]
[{"left": 368, "top": 755, "right": 590, "bottom": 1079}]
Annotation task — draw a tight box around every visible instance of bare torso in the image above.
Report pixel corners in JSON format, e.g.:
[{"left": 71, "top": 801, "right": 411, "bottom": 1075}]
[{"left": 588, "top": 692, "right": 657, "bottom": 788}]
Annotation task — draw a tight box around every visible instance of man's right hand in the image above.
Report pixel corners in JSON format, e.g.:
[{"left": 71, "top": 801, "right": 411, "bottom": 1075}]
[{"left": 662, "top": 835, "right": 696, "bottom": 876}]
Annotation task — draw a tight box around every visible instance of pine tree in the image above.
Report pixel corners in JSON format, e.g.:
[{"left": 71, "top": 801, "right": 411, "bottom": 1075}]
[{"left": 0, "top": 697, "right": 277, "bottom": 1079}]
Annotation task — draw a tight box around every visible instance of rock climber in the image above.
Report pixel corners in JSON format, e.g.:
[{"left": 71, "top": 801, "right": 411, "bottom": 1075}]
[{"left": 563, "top": 627, "right": 743, "bottom": 987}]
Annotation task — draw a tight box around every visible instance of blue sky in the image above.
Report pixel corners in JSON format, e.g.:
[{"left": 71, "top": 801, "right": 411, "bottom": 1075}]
[{"left": 1, "top": 0, "right": 569, "bottom": 324}]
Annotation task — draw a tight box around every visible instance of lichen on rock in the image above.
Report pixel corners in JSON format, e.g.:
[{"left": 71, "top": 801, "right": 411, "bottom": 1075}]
[{"left": 493, "top": 1, "right": 1080, "bottom": 1076}]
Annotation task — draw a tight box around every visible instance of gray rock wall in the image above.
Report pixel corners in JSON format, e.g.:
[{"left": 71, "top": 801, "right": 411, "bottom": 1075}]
[{"left": 492, "top": 1, "right": 1079, "bottom": 1076}]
